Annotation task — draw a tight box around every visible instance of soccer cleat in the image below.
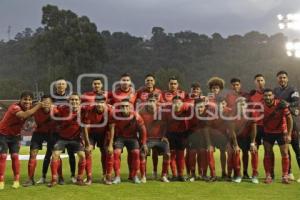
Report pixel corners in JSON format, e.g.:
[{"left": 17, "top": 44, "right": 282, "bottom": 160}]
[
  {"left": 71, "top": 176, "right": 77, "bottom": 184},
  {"left": 133, "top": 176, "right": 141, "bottom": 184},
  {"left": 152, "top": 171, "right": 158, "bottom": 180},
  {"left": 36, "top": 177, "right": 46, "bottom": 184},
  {"left": 0, "top": 182, "right": 4, "bottom": 190},
  {"left": 141, "top": 176, "right": 147, "bottom": 183},
  {"left": 232, "top": 176, "right": 242, "bottom": 183},
  {"left": 85, "top": 178, "right": 92, "bottom": 186},
  {"left": 207, "top": 176, "right": 217, "bottom": 182},
  {"left": 104, "top": 179, "right": 112, "bottom": 185},
  {"left": 47, "top": 181, "right": 57, "bottom": 188},
  {"left": 161, "top": 176, "right": 170, "bottom": 183},
  {"left": 177, "top": 176, "right": 187, "bottom": 182},
  {"left": 282, "top": 176, "right": 290, "bottom": 184},
  {"left": 251, "top": 176, "right": 259, "bottom": 184},
  {"left": 243, "top": 172, "right": 250, "bottom": 179},
  {"left": 264, "top": 176, "right": 273, "bottom": 184},
  {"left": 76, "top": 179, "right": 86, "bottom": 186},
  {"left": 297, "top": 178, "right": 300, "bottom": 183},
  {"left": 22, "top": 179, "right": 35, "bottom": 187},
  {"left": 58, "top": 176, "right": 65, "bottom": 185},
  {"left": 12, "top": 181, "right": 20, "bottom": 189},
  {"left": 112, "top": 176, "right": 121, "bottom": 184},
  {"left": 170, "top": 176, "right": 178, "bottom": 182},
  {"left": 288, "top": 173, "right": 295, "bottom": 181},
  {"left": 189, "top": 176, "right": 196, "bottom": 182}
]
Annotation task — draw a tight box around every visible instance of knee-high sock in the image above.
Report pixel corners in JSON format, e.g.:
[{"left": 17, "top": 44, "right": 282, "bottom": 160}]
[
  {"left": 113, "top": 149, "right": 122, "bottom": 177},
  {"left": 58, "top": 158, "right": 63, "bottom": 177},
  {"left": 282, "top": 155, "right": 289, "bottom": 177},
  {"left": 220, "top": 151, "right": 227, "bottom": 175},
  {"left": 162, "top": 156, "right": 170, "bottom": 177},
  {"left": 176, "top": 150, "right": 185, "bottom": 177},
  {"left": 0, "top": 154, "right": 7, "bottom": 182},
  {"left": 105, "top": 153, "right": 114, "bottom": 180},
  {"left": 28, "top": 156, "right": 37, "bottom": 179},
  {"left": 85, "top": 152, "right": 92, "bottom": 179},
  {"left": 42, "top": 147, "right": 52, "bottom": 178},
  {"left": 263, "top": 154, "right": 272, "bottom": 177},
  {"left": 130, "top": 149, "right": 140, "bottom": 178},
  {"left": 50, "top": 159, "right": 59, "bottom": 182},
  {"left": 188, "top": 149, "right": 197, "bottom": 176},
  {"left": 233, "top": 151, "right": 241, "bottom": 177},
  {"left": 11, "top": 153, "right": 20, "bottom": 181},
  {"left": 140, "top": 157, "right": 146, "bottom": 178},
  {"left": 207, "top": 151, "right": 216, "bottom": 177},
  {"left": 77, "top": 158, "right": 86, "bottom": 181},
  {"left": 199, "top": 149, "right": 208, "bottom": 177},
  {"left": 170, "top": 150, "right": 177, "bottom": 177},
  {"left": 127, "top": 152, "right": 132, "bottom": 178},
  {"left": 185, "top": 150, "right": 190, "bottom": 176},
  {"left": 227, "top": 152, "right": 233, "bottom": 178},
  {"left": 251, "top": 151, "right": 259, "bottom": 177}
]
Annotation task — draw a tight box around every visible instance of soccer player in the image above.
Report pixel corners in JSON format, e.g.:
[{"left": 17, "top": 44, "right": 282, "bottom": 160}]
[
  {"left": 164, "top": 95, "right": 191, "bottom": 181},
  {"left": 23, "top": 95, "right": 58, "bottom": 187},
  {"left": 108, "top": 99, "right": 147, "bottom": 184},
  {"left": 162, "top": 76, "right": 186, "bottom": 103},
  {"left": 206, "top": 77, "right": 228, "bottom": 179},
  {"left": 136, "top": 74, "right": 163, "bottom": 179},
  {"left": 139, "top": 93, "right": 170, "bottom": 183},
  {"left": 261, "top": 89, "right": 293, "bottom": 184},
  {"left": 226, "top": 78, "right": 249, "bottom": 110},
  {"left": 234, "top": 97, "right": 259, "bottom": 184},
  {"left": 81, "top": 78, "right": 109, "bottom": 104},
  {"left": 48, "top": 93, "right": 88, "bottom": 187},
  {"left": 245, "top": 74, "right": 265, "bottom": 179},
  {"left": 187, "top": 98, "right": 211, "bottom": 181},
  {"left": 273, "top": 70, "right": 300, "bottom": 182},
  {"left": 82, "top": 95, "right": 113, "bottom": 185},
  {"left": 0, "top": 91, "right": 42, "bottom": 190}
]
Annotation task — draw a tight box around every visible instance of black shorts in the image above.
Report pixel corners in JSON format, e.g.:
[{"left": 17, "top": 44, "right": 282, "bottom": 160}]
[
  {"left": 53, "top": 138, "right": 84, "bottom": 152},
  {"left": 210, "top": 130, "right": 228, "bottom": 151},
  {"left": 256, "top": 125, "right": 264, "bottom": 146},
  {"left": 30, "top": 132, "right": 55, "bottom": 150},
  {"left": 167, "top": 132, "right": 187, "bottom": 151},
  {"left": 263, "top": 133, "right": 286, "bottom": 146},
  {"left": 114, "top": 137, "right": 139, "bottom": 151},
  {"left": 237, "top": 137, "right": 251, "bottom": 151},
  {"left": 187, "top": 131, "right": 206, "bottom": 149},
  {"left": 146, "top": 139, "right": 170, "bottom": 155},
  {"left": 0, "top": 134, "right": 21, "bottom": 154},
  {"left": 89, "top": 132, "right": 106, "bottom": 149}
]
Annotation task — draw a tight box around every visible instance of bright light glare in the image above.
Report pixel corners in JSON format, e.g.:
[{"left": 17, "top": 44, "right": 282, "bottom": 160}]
[
  {"left": 286, "top": 42, "right": 294, "bottom": 50},
  {"left": 287, "top": 51, "right": 293, "bottom": 57},
  {"left": 295, "top": 50, "right": 300, "bottom": 58},
  {"left": 277, "top": 14, "right": 283, "bottom": 20},
  {"left": 278, "top": 23, "right": 285, "bottom": 29}
]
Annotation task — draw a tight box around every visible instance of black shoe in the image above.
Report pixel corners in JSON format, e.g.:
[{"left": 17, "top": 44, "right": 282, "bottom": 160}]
[
  {"left": 177, "top": 176, "right": 187, "bottom": 182},
  {"left": 47, "top": 181, "right": 57, "bottom": 188},
  {"left": 207, "top": 176, "right": 217, "bottom": 182},
  {"left": 170, "top": 176, "right": 178, "bottom": 182},
  {"left": 243, "top": 172, "right": 250, "bottom": 179},
  {"left": 23, "top": 179, "right": 35, "bottom": 187},
  {"left": 58, "top": 176, "right": 65, "bottom": 185}
]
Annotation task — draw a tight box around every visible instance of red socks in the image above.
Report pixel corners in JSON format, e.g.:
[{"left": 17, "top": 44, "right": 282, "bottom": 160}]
[
  {"left": 170, "top": 150, "right": 177, "bottom": 177},
  {"left": 282, "top": 156, "right": 289, "bottom": 177},
  {"left": 50, "top": 159, "right": 59, "bottom": 182},
  {"left": 11, "top": 153, "right": 20, "bottom": 181},
  {"left": 0, "top": 154, "right": 7, "bottom": 182},
  {"left": 162, "top": 157, "right": 170, "bottom": 177},
  {"left": 264, "top": 155, "right": 272, "bottom": 177},
  {"left": 28, "top": 156, "right": 37, "bottom": 179},
  {"left": 140, "top": 158, "right": 146, "bottom": 177},
  {"left": 85, "top": 152, "right": 92, "bottom": 178},
  {"left": 113, "top": 149, "right": 122, "bottom": 177},
  {"left": 251, "top": 151, "right": 259, "bottom": 177},
  {"left": 77, "top": 158, "right": 86, "bottom": 181},
  {"left": 176, "top": 150, "right": 185, "bottom": 177},
  {"left": 207, "top": 151, "right": 216, "bottom": 177},
  {"left": 105, "top": 153, "right": 114, "bottom": 180},
  {"left": 129, "top": 150, "right": 140, "bottom": 178}
]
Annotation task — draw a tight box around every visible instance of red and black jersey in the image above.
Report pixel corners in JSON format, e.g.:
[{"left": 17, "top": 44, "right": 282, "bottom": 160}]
[
  {"left": 108, "top": 87, "right": 136, "bottom": 105},
  {"left": 262, "top": 99, "right": 290, "bottom": 134},
  {"left": 82, "top": 105, "right": 113, "bottom": 134},
  {"left": 207, "top": 107, "right": 233, "bottom": 134},
  {"left": 226, "top": 90, "right": 249, "bottom": 111},
  {"left": 188, "top": 112, "right": 208, "bottom": 132},
  {"left": 34, "top": 107, "right": 57, "bottom": 134},
  {"left": 162, "top": 90, "right": 185, "bottom": 103},
  {"left": 110, "top": 111, "right": 147, "bottom": 144},
  {"left": 55, "top": 106, "right": 82, "bottom": 140},
  {"left": 164, "top": 103, "right": 192, "bottom": 133},
  {"left": 249, "top": 89, "right": 264, "bottom": 126},
  {"left": 81, "top": 91, "right": 109, "bottom": 104},
  {"left": 184, "top": 94, "right": 205, "bottom": 105},
  {"left": 136, "top": 87, "right": 163, "bottom": 104},
  {"left": 234, "top": 112, "right": 256, "bottom": 138},
  {"left": 0, "top": 103, "right": 26, "bottom": 136},
  {"left": 139, "top": 107, "right": 165, "bottom": 139}
]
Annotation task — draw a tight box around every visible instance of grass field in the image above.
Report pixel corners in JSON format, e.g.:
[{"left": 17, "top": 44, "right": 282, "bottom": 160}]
[{"left": 0, "top": 146, "right": 299, "bottom": 200}]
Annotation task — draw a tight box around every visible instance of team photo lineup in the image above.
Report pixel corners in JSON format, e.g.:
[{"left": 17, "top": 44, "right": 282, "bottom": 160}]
[{"left": 0, "top": 70, "right": 300, "bottom": 190}]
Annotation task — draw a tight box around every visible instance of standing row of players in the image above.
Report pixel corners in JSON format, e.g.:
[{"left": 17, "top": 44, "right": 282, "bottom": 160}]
[{"left": 0, "top": 71, "right": 299, "bottom": 189}]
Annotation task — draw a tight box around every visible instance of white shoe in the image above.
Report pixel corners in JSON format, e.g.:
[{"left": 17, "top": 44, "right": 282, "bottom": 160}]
[
  {"left": 251, "top": 176, "right": 259, "bottom": 184},
  {"left": 36, "top": 177, "right": 46, "bottom": 184},
  {"left": 232, "top": 176, "right": 242, "bottom": 183},
  {"left": 161, "top": 176, "right": 170, "bottom": 183},
  {"left": 112, "top": 176, "right": 121, "bottom": 184},
  {"left": 141, "top": 176, "right": 147, "bottom": 183},
  {"left": 71, "top": 176, "right": 77, "bottom": 184},
  {"left": 297, "top": 178, "right": 300, "bottom": 183},
  {"left": 288, "top": 173, "right": 295, "bottom": 181},
  {"left": 189, "top": 177, "right": 195, "bottom": 182},
  {"left": 133, "top": 176, "right": 141, "bottom": 184}
]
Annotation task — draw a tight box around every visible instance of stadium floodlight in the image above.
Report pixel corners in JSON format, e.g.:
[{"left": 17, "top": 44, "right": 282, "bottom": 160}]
[
  {"left": 277, "top": 13, "right": 300, "bottom": 30},
  {"left": 277, "top": 14, "right": 284, "bottom": 21},
  {"left": 285, "top": 40, "right": 300, "bottom": 58},
  {"left": 286, "top": 42, "right": 294, "bottom": 50},
  {"left": 287, "top": 50, "right": 293, "bottom": 57},
  {"left": 295, "top": 50, "right": 300, "bottom": 58}
]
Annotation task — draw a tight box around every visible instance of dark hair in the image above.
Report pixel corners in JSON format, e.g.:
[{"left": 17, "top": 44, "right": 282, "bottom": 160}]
[
  {"left": 263, "top": 88, "right": 273, "bottom": 93},
  {"left": 254, "top": 74, "right": 264, "bottom": 80},
  {"left": 20, "top": 91, "right": 34, "bottom": 99},
  {"left": 92, "top": 77, "right": 103, "bottom": 82},
  {"left": 95, "top": 95, "right": 106, "bottom": 102},
  {"left": 230, "top": 78, "right": 241, "bottom": 84},
  {"left": 41, "top": 94, "right": 52, "bottom": 101},
  {"left": 55, "top": 77, "right": 66, "bottom": 81},
  {"left": 145, "top": 73, "right": 155, "bottom": 79},
  {"left": 169, "top": 76, "right": 178, "bottom": 82},
  {"left": 194, "top": 98, "right": 206, "bottom": 105},
  {"left": 69, "top": 92, "right": 80, "bottom": 97},
  {"left": 276, "top": 70, "right": 288, "bottom": 77},
  {"left": 191, "top": 82, "right": 201, "bottom": 89},
  {"left": 121, "top": 73, "right": 131, "bottom": 78}
]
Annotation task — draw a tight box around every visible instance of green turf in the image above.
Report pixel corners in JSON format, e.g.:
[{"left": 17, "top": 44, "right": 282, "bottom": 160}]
[{"left": 0, "top": 146, "right": 299, "bottom": 200}]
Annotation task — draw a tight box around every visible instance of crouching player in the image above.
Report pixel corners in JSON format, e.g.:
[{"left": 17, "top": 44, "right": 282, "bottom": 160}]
[
  {"left": 48, "top": 93, "right": 88, "bottom": 187},
  {"left": 107, "top": 99, "right": 147, "bottom": 184},
  {"left": 139, "top": 93, "right": 170, "bottom": 183},
  {"left": 82, "top": 95, "right": 113, "bottom": 185},
  {"left": 0, "top": 91, "right": 42, "bottom": 189},
  {"left": 261, "top": 89, "right": 293, "bottom": 184},
  {"left": 23, "top": 95, "right": 58, "bottom": 186}
]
